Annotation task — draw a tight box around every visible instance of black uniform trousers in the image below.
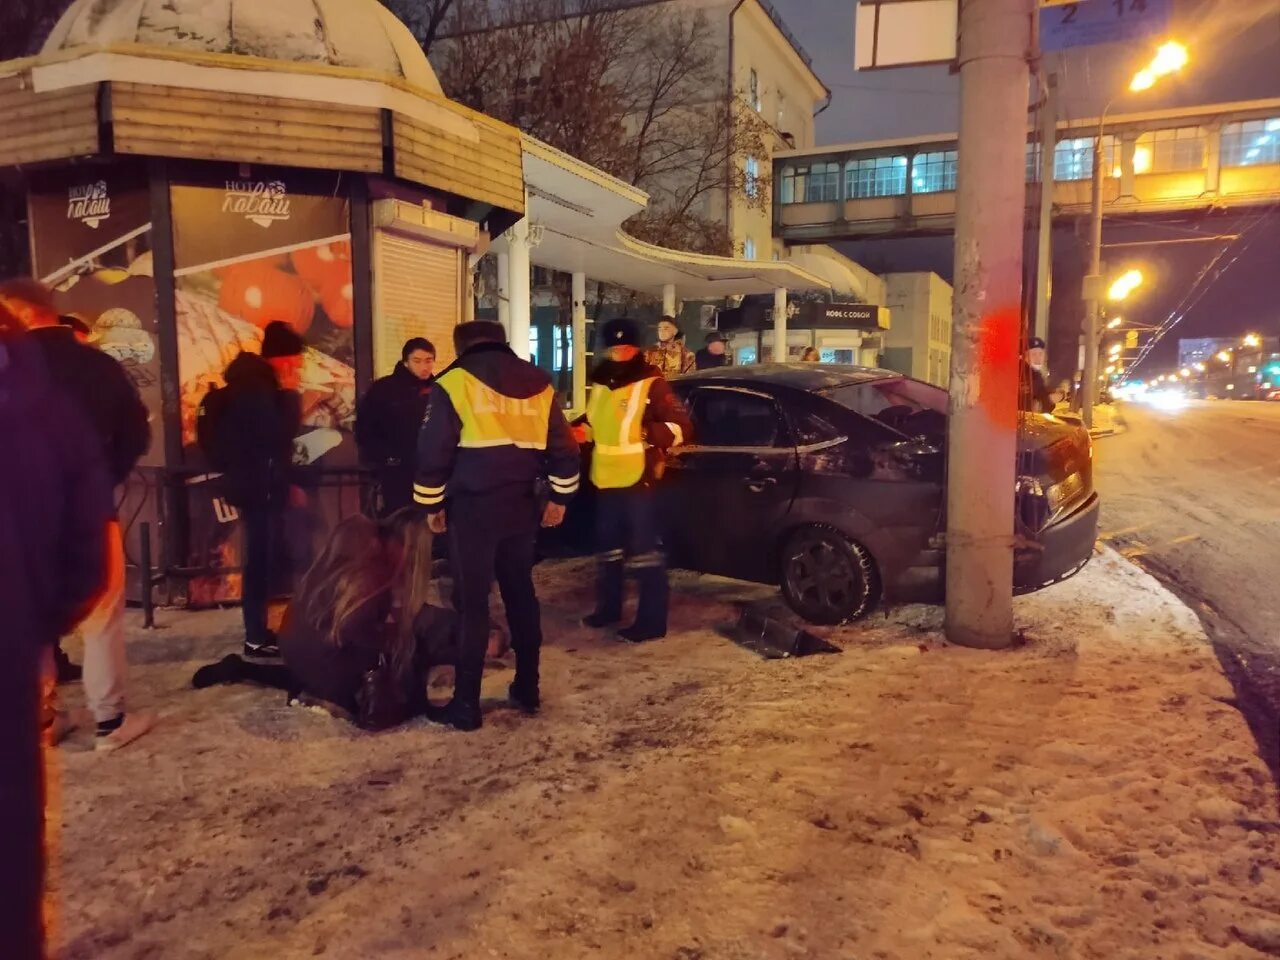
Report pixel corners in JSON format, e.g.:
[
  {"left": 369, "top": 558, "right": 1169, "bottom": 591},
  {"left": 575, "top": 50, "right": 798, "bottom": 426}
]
[
  {"left": 447, "top": 485, "right": 543, "bottom": 706},
  {"left": 593, "top": 484, "right": 669, "bottom": 635}
]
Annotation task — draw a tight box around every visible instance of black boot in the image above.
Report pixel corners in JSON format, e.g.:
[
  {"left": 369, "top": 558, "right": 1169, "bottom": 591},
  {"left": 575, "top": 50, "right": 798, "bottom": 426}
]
[
  {"left": 426, "top": 663, "right": 483, "bottom": 731},
  {"left": 619, "top": 561, "right": 669, "bottom": 644},
  {"left": 508, "top": 643, "right": 541, "bottom": 714},
  {"left": 582, "top": 558, "right": 624, "bottom": 628}
]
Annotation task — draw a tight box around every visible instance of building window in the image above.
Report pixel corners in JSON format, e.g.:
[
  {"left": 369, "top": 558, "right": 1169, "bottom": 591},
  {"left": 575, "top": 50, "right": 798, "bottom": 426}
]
[
  {"left": 779, "top": 166, "right": 798, "bottom": 204},
  {"left": 745, "top": 155, "right": 760, "bottom": 199},
  {"left": 749, "top": 69, "right": 761, "bottom": 112},
  {"left": 744, "top": 237, "right": 757, "bottom": 260},
  {"left": 1054, "top": 136, "right": 1118, "bottom": 181},
  {"left": 845, "top": 156, "right": 908, "bottom": 199},
  {"left": 1222, "top": 118, "right": 1280, "bottom": 167},
  {"left": 804, "top": 162, "right": 840, "bottom": 202},
  {"left": 1136, "top": 126, "right": 1206, "bottom": 173},
  {"left": 912, "top": 150, "right": 958, "bottom": 194}
]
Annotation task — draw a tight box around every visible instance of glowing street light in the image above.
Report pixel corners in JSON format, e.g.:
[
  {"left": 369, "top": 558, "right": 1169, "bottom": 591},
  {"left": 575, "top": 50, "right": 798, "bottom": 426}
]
[
  {"left": 1217, "top": 350, "right": 1233, "bottom": 363},
  {"left": 1180, "top": 367, "right": 1191, "bottom": 378},
  {"left": 1194, "top": 362, "right": 1207, "bottom": 373},
  {"left": 1243, "top": 333, "right": 1261, "bottom": 348},
  {"left": 1130, "top": 41, "right": 1190, "bottom": 93},
  {"left": 1108, "top": 269, "right": 1144, "bottom": 302},
  {"left": 1107, "top": 317, "right": 1123, "bottom": 330}
]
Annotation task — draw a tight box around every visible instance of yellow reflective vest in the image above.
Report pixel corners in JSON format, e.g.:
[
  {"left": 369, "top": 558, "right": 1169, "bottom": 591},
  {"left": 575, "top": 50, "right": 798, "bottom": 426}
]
[
  {"left": 437, "top": 369, "right": 554, "bottom": 451},
  {"left": 585, "top": 377, "right": 656, "bottom": 489}
]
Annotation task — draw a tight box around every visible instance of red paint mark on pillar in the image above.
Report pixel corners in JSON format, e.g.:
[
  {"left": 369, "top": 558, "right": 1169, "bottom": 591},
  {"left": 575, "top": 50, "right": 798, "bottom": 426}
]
[{"left": 977, "top": 306, "right": 1021, "bottom": 425}]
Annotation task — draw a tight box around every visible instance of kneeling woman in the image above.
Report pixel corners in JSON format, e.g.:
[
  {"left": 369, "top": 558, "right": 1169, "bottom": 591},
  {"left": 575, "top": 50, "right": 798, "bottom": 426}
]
[{"left": 193, "top": 512, "right": 457, "bottom": 729}]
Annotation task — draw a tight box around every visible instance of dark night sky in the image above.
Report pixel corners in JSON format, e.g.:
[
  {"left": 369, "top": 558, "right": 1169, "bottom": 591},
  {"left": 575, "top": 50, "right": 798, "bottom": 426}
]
[{"left": 767, "top": 0, "right": 1280, "bottom": 374}]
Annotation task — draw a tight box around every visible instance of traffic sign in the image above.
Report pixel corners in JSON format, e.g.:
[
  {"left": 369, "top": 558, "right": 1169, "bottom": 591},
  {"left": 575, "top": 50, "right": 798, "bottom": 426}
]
[{"left": 1041, "top": 0, "right": 1172, "bottom": 52}]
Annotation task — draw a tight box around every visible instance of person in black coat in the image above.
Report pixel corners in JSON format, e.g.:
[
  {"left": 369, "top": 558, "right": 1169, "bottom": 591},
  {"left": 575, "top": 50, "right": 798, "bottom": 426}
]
[
  {"left": 207, "top": 321, "right": 305, "bottom": 657},
  {"left": 695, "top": 331, "right": 730, "bottom": 370},
  {"left": 356, "top": 337, "right": 436, "bottom": 515},
  {"left": 1, "top": 277, "right": 154, "bottom": 748},
  {"left": 0, "top": 308, "right": 112, "bottom": 960},
  {"left": 1021, "top": 336, "right": 1059, "bottom": 414}
]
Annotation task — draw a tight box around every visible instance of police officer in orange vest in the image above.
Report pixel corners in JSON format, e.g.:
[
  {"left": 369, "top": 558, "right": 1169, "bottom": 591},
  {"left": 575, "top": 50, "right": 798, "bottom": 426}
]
[
  {"left": 415, "top": 321, "right": 580, "bottom": 731},
  {"left": 577, "top": 318, "right": 693, "bottom": 643}
]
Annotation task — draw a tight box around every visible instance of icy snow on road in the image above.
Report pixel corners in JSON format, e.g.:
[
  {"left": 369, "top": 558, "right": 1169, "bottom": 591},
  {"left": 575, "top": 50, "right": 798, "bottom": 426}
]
[{"left": 1095, "top": 399, "right": 1280, "bottom": 771}]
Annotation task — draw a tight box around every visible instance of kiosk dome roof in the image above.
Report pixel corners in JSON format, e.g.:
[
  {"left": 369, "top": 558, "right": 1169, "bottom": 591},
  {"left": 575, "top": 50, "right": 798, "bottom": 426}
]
[{"left": 42, "top": 0, "right": 442, "bottom": 94}]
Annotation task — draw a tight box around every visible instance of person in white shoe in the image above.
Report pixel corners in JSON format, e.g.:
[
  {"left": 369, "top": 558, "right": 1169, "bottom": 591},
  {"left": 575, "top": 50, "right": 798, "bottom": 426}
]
[{"left": 0, "top": 279, "right": 155, "bottom": 751}]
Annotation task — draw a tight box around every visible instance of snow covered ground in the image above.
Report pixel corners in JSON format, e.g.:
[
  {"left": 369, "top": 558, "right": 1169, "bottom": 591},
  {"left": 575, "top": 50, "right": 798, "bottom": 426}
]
[{"left": 49, "top": 547, "right": 1280, "bottom": 960}]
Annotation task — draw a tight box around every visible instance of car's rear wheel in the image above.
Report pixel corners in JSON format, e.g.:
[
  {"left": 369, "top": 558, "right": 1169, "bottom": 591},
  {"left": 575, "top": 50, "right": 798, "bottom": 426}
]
[{"left": 780, "top": 526, "right": 880, "bottom": 625}]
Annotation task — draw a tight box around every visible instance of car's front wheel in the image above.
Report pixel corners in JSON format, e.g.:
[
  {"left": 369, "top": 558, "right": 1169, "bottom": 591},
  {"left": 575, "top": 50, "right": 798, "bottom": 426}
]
[{"left": 780, "top": 526, "right": 880, "bottom": 625}]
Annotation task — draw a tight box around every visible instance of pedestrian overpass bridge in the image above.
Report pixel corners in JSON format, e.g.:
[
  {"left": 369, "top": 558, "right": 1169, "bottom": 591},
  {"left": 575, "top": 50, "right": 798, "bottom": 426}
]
[{"left": 774, "top": 98, "right": 1280, "bottom": 242}]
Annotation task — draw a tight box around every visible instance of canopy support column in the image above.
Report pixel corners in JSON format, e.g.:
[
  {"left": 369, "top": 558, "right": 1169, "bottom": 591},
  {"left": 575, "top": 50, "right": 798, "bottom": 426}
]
[
  {"left": 496, "top": 252, "right": 510, "bottom": 335},
  {"left": 572, "top": 271, "right": 588, "bottom": 411},
  {"left": 773, "top": 287, "right": 788, "bottom": 362},
  {"left": 662, "top": 283, "right": 677, "bottom": 318},
  {"left": 507, "top": 219, "right": 531, "bottom": 360}
]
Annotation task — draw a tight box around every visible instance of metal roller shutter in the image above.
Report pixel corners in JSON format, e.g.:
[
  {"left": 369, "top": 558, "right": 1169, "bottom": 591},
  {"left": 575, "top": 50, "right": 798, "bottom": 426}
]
[{"left": 372, "top": 231, "right": 461, "bottom": 377}]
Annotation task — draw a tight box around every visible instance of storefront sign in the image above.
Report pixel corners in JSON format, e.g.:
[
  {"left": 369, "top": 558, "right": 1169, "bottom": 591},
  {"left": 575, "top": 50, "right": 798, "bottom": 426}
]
[{"left": 805, "top": 302, "right": 890, "bottom": 330}]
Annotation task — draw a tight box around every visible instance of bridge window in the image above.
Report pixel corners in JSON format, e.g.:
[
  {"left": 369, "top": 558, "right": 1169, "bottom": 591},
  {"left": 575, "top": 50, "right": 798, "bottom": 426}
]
[
  {"left": 845, "top": 156, "right": 908, "bottom": 198},
  {"left": 912, "top": 150, "right": 958, "bottom": 193},
  {"left": 1222, "top": 118, "right": 1280, "bottom": 167},
  {"left": 1054, "top": 136, "right": 1118, "bottom": 180},
  {"left": 805, "top": 162, "right": 841, "bottom": 202},
  {"left": 1136, "top": 126, "right": 1206, "bottom": 173}
]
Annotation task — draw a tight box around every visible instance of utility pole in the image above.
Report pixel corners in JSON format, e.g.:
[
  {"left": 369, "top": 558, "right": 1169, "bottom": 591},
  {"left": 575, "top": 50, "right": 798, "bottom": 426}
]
[
  {"left": 1081, "top": 125, "right": 1106, "bottom": 430},
  {"left": 1034, "top": 72, "right": 1058, "bottom": 348},
  {"left": 945, "top": 0, "right": 1033, "bottom": 651}
]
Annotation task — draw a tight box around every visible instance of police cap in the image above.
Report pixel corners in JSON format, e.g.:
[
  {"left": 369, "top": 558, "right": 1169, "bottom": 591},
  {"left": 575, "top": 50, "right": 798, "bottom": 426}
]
[{"left": 599, "top": 318, "right": 642, "bottom": 349}]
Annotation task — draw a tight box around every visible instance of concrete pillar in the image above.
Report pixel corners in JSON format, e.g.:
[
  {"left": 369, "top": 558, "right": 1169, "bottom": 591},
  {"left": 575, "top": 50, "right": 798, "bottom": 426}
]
[
  {"left": 1204, "top": 121, "right": 1222, "bottom": 196},
  {"left": 463, "top": 255, "right": 477, "bottom": 323},
  {"left": 662, "top": 283, "right": 677, "bottom": 318},
  {"left": 507, "top": 220, "right": 531, "bottom": 360},
  {"left": 496, "top": 252, "right": 510, "bottom": 335},
  {"left": 1120, "top": 132, "right": 1138, "bottom": 199},
  {"left": 773, "top": 287, "right": 788, "bottom": 362},
  {"left": 572, "top": 271, "right": 588, "bottom": 412}
]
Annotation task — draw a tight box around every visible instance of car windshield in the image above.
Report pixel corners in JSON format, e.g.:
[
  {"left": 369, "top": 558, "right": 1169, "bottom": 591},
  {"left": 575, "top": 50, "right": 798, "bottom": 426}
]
[{"left": 824, "top": 378, "right": 949, "bottom": 440}]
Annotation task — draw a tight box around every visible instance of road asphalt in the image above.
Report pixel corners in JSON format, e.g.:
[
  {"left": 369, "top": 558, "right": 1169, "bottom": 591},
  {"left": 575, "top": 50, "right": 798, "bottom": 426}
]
[{"left": 1094, "top": 398, "right": 1280, "bottom": 777}]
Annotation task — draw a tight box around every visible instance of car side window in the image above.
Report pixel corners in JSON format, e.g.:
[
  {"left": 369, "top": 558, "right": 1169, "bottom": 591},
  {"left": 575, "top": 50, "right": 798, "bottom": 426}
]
[{"left": 689, "top": 389, "right": 786, "bottom": 448}]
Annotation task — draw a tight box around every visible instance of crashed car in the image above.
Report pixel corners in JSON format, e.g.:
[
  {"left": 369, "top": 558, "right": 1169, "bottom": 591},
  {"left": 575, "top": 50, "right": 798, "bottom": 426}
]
[{"left": 556, "top": 364, "right": 1100, "bottom": 625}]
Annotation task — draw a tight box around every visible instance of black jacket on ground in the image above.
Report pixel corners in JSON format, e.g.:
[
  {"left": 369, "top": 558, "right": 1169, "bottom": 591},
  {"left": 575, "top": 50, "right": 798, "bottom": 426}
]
[
  {"left": 214, "top": 352, "right": 301, "bottom": 509},
  {"left": 588, "top": 354, "right": 694, "bottom": 483},
  {"left": 695, "top": 348, "right": 729, "bottom": 370},
  {"left": 415, "top": 342, "right": 580, "bottom": 513},
  {"left": 29, "top": 325, "right": 150, "bottom": 487},
  {"left": 0, "top": 336, "right": 113, "bottom": 960}
]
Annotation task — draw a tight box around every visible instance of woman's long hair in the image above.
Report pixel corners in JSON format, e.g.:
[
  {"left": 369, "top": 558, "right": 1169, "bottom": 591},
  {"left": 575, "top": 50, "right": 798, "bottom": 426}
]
[{"left": 295, "top": 511, "right": 433, "bottom": 680}]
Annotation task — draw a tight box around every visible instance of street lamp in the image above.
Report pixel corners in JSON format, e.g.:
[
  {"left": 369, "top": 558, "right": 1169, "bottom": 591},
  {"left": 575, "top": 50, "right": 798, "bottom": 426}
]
[
  {"left": 1243, "top": 333, "right": 1261, "bottom": 348},
  {"left": 1108, "top": 269, "right": 1144, "bottom": 302},
  {"left": 1107, "top": 317, "right": 1123, "bottom": 330},
  {"left": 1216, "top": 350, "right": 1233, "bottom": 364},
  {"left": 1180, "top": 367, "right": 1191, "bottom": 378},
  {"left": 1082, "top": 41, "right": 1189, "bottom": 430}
]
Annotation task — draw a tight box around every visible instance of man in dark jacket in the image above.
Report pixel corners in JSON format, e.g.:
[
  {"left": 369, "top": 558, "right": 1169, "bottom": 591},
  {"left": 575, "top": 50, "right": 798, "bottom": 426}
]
[
  {"left": 1021, "top": 336, "right": 1059, "bottom": 414},
  {"left": 207, "top": 321, "right": 305, "bottom": 657},
  {"left": 0, "top": 310, "right": 112, "bottom": 960},
  {"left": 356, "top": 337, "right": 436, "bottom": 515},
  {"left": 415, "top": 321, "right": 580, "bottom": 731},
  {"left": 695, "top": 331, "right": 729, "bottom": 370},
  {"left": 577, "top": 318, "right": 693, "bottom": 643},
  {"left": 0, "top": 278, "right": 153, "bottom": 750}
]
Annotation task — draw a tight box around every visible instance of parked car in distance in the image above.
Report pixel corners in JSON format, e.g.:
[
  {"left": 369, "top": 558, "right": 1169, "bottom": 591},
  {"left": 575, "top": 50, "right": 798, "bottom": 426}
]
[{"left": 554, "top": 364, "right": 1100, "bottom": 625}]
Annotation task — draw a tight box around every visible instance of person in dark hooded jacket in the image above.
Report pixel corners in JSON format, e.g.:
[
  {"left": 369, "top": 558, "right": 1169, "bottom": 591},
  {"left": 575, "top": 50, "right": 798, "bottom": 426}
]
[
  {"left": 206, "top": 321, "right": 305, "bottom": 657},
  {"left": 356, "top": 337, "right": 436, "bottom": 515},
  {"left": 0, "top": 307, "right": 112, "bottom": 960}
]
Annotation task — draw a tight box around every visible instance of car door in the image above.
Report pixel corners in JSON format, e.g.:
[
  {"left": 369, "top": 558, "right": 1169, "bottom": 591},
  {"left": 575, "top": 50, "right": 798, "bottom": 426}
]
[{"left": 663, "top": 385, "right": 800, "bottom": 583}]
